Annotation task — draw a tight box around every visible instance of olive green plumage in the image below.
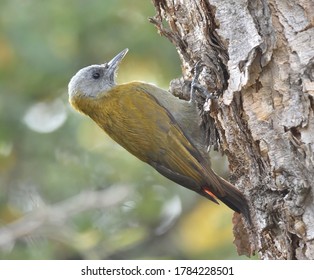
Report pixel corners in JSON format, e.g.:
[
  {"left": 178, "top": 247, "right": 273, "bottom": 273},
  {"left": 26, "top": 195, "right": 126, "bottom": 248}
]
[{"left": 68, "top": 49, "right": 250, "bottom": 222}]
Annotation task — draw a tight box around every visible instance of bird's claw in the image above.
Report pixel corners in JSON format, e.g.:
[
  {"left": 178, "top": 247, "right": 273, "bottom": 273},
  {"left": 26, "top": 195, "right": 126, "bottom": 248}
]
[{"left": 190, "top": 61, "right": 217, "bottom": 102}]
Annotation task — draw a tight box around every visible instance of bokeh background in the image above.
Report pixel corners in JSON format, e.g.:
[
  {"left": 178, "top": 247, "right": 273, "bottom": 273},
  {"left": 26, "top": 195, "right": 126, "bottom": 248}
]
[{"left": 0, "top": 0, "right": 251, "bottom": 259}]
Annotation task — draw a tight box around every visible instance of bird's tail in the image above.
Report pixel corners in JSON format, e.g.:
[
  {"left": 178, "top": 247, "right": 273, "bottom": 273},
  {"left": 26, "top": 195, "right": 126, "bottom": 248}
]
[
  {"left": 202, "top": 176, "right": 251, "bottom": 224},
  {"left": 217, "top": 176, "right": 251, "bottom": 224}
]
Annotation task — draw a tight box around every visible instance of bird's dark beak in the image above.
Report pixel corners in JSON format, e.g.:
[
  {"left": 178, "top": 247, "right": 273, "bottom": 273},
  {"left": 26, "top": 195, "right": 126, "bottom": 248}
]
[{"left": 107, "top": 48, "right": 129, "bottom": 75}]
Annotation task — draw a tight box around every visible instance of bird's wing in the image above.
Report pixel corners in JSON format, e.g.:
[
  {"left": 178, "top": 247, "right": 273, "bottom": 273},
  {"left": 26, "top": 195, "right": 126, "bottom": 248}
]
[{"left": 94, "top": 82, "right": 224, "bottom": 199}]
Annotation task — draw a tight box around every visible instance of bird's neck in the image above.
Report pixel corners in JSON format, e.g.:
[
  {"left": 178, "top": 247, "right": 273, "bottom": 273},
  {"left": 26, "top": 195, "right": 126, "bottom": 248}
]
[{"left": 69, "top": 91, "right": 106, "bottom": 117}]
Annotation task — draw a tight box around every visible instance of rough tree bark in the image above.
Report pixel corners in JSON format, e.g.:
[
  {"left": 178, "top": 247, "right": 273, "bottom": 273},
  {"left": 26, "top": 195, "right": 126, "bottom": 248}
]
[{"left": 150, "top": 0, "right": 314, "bottom": 260}]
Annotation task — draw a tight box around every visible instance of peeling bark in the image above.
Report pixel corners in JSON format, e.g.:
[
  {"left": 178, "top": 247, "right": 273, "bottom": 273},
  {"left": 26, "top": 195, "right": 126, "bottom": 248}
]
[{"left": 150, "top": 0, "right": 314, "bottom": 259}]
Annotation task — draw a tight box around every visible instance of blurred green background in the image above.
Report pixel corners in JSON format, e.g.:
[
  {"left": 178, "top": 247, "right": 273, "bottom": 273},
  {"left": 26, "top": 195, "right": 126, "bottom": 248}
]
[{"left": 0, "top": 0, "right": 250, "bottom": 259}]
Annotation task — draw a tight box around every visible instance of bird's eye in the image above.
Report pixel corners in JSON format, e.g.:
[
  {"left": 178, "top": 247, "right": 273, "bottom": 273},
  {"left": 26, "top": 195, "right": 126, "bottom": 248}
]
[{"left": 92, "top": 72, "right": 101, "bottom": 79}]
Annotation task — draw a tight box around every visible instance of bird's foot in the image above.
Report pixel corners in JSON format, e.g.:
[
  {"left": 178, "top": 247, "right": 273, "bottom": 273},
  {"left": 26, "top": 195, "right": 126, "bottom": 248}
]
[{"left": 190, "top": 61, "right": 218, "bottom": 103}]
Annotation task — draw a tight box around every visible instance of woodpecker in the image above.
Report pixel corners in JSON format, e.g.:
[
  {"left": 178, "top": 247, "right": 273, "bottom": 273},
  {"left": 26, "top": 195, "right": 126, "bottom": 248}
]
[{"left": 68, "top": 49, "right": 250, "bottom": 222}]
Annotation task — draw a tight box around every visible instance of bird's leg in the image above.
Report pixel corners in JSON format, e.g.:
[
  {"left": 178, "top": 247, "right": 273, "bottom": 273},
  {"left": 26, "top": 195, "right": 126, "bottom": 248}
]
[{"left": 190, "top": 61, "right": 218, "bottom": 103}]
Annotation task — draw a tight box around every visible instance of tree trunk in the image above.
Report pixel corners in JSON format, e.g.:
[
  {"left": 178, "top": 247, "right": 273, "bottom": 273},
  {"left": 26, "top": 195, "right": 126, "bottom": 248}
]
[{"left": 150, "top": 0, "right": 314, "bottom": 260}]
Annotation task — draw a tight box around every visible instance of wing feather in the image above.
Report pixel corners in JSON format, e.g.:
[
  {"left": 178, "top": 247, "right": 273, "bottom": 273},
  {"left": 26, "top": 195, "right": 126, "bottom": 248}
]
[{"left": 89, "top": 83, "right": 225, "bottom": 198}]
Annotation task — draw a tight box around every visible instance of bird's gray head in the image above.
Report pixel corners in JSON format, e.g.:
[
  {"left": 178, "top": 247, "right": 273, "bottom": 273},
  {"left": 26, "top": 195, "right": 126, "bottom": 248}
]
[{"left": 68, "top": 48, "right": 128, "bottom": 99}]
